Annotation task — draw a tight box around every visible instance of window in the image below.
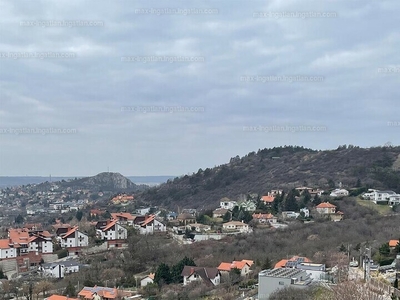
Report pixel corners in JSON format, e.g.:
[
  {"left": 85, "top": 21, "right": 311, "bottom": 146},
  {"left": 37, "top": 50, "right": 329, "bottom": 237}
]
[{"left": 279, "top": 281, "right": 285, "bottom": 285}]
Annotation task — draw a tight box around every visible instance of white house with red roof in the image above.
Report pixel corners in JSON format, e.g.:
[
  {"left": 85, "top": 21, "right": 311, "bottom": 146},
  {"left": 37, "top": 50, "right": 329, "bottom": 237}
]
[
  {"left": 29, "top": 232, "right": 53, "bottom": 254},
  {"left": 217, "top": 260, "right": 254, "bottom": 276},
  {"left": 0, "top": 239, "right": 17, "bottom": 259},
  {"left": 138, "top": 215, "right": 166, "bottom": 235},
  {"left": 315, "top": 202, "right": 344, "bottom": 221},
  {"left": 111, "top": 212, "right": 135, "bottom": 226},
  {"left": 57, "top": 226, "right": 89, "bottom": 255},
  {"left": 315, "top": 202, "right": 337, "bottom": 214},
  {"left": 96, "top": 220, "right": 128, "bottom": 244},
  {"left": 252, "top": 213, "right": 277, "bottom": 224}
]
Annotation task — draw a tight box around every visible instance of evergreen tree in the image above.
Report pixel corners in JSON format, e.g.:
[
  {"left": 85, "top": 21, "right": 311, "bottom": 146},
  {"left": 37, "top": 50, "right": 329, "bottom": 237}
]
[
  {"left": 64, "top": 281, "right": 76, "bottom": 297},
  {"left": 302, "top": 190, "right": 311, "bottom": 205},
  {"left": 262, "top": 257, "right": 272, "bottom": 270},
  {"left": 313, "top": 194, "right": 322, "bottom": 206},
  {"left": 339, "top": 244, "right": 346, "bottom": 252},
  {"left": 379, "top": 242, "right": 390, "bottom": 256},
  {"left": 15, "top": 214, "right": 24, "bottom": 224},
  {"left": 154, "top": 263, "right": 171, "bottom": 286},
  {"left": 170, "top": 257, "right": 196, "bottom": 283},
  {"left": 223, "top": 211, "right": 232, "bottom": 222},
  {"left": 76, "top": 210, "right": 83, "bottom": 222},
  {"left": 285, "top": 190, "right": 298, "bottom": 211}
]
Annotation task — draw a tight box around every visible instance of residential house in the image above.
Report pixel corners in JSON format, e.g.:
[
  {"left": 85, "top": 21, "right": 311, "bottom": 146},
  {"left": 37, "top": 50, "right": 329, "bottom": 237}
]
[
  {"left": 138, "top": 215, "right": 166, "bottom": 235},
  {"left": 181, "top": 266, "right": 221, "bottom": 286},
  {"left": 57, "top": 226, "right": 89, "bottom": 255},
  {"left": 295, "top": 187, "right": 324, "bottom": 196},
  {"left": 96, "top": 220, "right": 128, "bottom": 248},
  {"left": 389, "top": 240, "right": 400, "bottom": 250},
  {"left": 111, "top": 212, "right": 135, "bottom": 226},
  {"left": 212, "top": 208, "right": 229, "bottom": 219},
  {"left": 238, "top": 200, "right": 257, "bottom": 212},
  {"left": 261, "top": 195, "right": 275, "bottom": 206},
  {"left": 38, "top": 260, "right": 83, "bottom": 278},
  {"left": 111, "top": 194, "right": 134, "bottom": 205},
  {"left": 252, "top": 213, "right": 277, "bottom": 224},
  {"left": 188, "top": 223, "right": 211, "bottom": 233},
  {"left": 222, "top": 221, "right": 250, "bottom": 233},
  {"left": 281, "top": 211, "right": 300, "bottom": 219},
  {"left": 389, "top": 195, "right": 400, "bottom": 206},
  {"left": 315, "top": 202, "right": 337, "bottom": 214},
  {"left": 166, "top": 212, "right": 178, "bottom": 220},
  {"left": 218, "top": 260, "right": 254, "bottom": 276},
  {"left": 8, "top": 228, "right": 31, "bottom": 256},
  {"left": 330, "top": 189, "right": 349, "bottom": 197},
  {"left": 136, "top": 207, "right": 151, "bottom": 215},
  {"left": 29, "top": 232, "right": 53, "bottom": 254},
  {"left": 78, "top": 286, "right": 131, "bottom": 300},
  {"left": 300, "top": 208, "right": 310, "bottom": 218},
  {"left": 363, "top": 189, "right": 399, "bottom": 204},
  {"left": 268, "top": 190, "right": 283, "bottom": 197},
  {"left": 258, "top": 268, "right": 312, "bottom": 300},
  {"left": 46, "top": 295, "right": 78, "bottom": 300},
  {"left": 274, "top": 256, "right": 326, "bottom": 282},
  {"left": 220, "top": 199, "right": 238, "bottom": 210},
  {"left": 177, "top": 213, "right": 196, "bottom": 225},
  {"left": 90, "top": 209, "right": 105, "bottom": 218},
  {"left": 0, "top": 239, "right": 17, "bottom": 259},
  {"left": 140, "top": 273, "right": 155, "bottom": 287}
]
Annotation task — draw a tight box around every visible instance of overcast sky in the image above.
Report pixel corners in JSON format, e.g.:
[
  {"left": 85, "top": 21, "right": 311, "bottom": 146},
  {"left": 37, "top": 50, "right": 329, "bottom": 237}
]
[{"left": 0, "top": 0, "right": 399, "bottom": 177}]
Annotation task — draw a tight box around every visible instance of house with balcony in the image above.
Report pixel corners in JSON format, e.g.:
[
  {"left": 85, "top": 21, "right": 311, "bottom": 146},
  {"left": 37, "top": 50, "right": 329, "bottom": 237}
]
[
  {"left": 96, "top": 220, "right": 128, "bottom": 248},
  {"left": 362, "top": 189, "right": 399, "bottom": 204},
  {"left": 57, "top": 226, "right": 89, "bottom": 256},
  {"left": 138, "top": 215, "right": 166, "bottom": 235}
]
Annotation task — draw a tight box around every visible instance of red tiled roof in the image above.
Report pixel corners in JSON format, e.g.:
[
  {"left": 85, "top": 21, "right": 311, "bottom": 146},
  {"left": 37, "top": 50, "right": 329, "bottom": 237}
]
[
  {"left": 316, "top": 202, "right": 336, "bottom": 208},
  {"left": 141, "top": 215, "right": 155, "bottom": 227},
  {"left": 47, "top": 295, "right": 79, "bottom": 300},
  {"left": 103, "top": 220, "right": 117, "bottom": 232},
  {"left": 111, "top": 212, "right": 135, "bottom": 221},
  {"left": 274, "top": 256, "right": 312, "bottom": 268},
  {"left": 252, "top": 213, "right": 275, "bottom": 219},
  {"left": 63, "top": 226, "right": 78, "bottom": 238},
  {"left": 0, "top": 239, "right": 10, "bottom": 249},
  {"left": 261, "top": 196, "right": 275, "bottom": 203},
  {"left": 217, "top": 260, "right": 253, "bottom": 271},
  {"left": 389, "top": 240, "right": 399, "bottom": 247},
  {"left": 9, "top": 228, "right": 30, "bottom": 245}
]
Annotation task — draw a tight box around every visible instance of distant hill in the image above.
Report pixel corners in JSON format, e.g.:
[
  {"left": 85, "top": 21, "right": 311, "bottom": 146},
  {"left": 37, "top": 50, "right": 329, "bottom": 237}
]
[
  {"left": 0, "top": 175, "right": 174, "bottom": 189},
  {"left": 0, "top": 176, "right": 74, "bottom": 188},
  {"left": 137, "top": 145, "right": 400, "bottom": 210},
  {"left": 30, "top": 172, "right": 148, "bottom": 192}
]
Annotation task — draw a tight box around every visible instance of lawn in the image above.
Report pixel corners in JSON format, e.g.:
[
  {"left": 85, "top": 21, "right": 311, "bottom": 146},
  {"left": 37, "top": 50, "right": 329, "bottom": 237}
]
[{"left": 356, "top": 199, "right": 392, "bottom": 215}]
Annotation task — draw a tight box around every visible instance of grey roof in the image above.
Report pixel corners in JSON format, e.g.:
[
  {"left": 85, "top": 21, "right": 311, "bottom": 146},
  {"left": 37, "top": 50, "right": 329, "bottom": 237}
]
[
  {"left": 377, "top": 190, "right": 396, "bottom": 194},
  {"left": 41, "top": 260, "right": 82, "bottom": 269},
  {"left": 259, "top": 268, "right": 305, "bottom": 279},
  {"left": 181, "top": 266, "right": 220, "bottom": 284}
]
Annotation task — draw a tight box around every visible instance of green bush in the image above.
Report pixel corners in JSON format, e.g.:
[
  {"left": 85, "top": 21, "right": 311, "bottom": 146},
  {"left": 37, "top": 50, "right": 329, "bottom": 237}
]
[{"left": 57, "top": 248, "right": 68, "bottom": 259}]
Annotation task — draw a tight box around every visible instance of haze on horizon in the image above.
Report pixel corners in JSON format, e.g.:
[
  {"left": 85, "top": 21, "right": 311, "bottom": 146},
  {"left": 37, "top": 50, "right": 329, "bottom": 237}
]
[{"left": 0, "top": 0, "right": 399, "bottom": 177}]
